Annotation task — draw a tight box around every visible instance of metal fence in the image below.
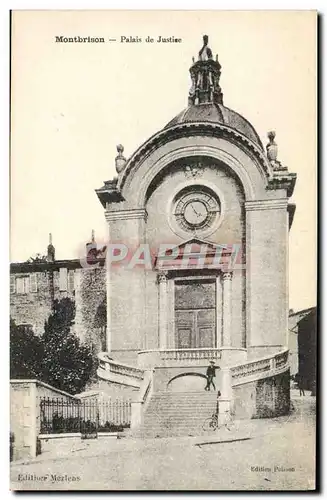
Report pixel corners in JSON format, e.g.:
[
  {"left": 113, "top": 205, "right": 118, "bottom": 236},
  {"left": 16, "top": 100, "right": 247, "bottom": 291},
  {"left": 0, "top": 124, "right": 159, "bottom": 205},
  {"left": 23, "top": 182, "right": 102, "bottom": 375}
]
[{"left": 39, "top": 397, "right": 131, "bottom": 435}]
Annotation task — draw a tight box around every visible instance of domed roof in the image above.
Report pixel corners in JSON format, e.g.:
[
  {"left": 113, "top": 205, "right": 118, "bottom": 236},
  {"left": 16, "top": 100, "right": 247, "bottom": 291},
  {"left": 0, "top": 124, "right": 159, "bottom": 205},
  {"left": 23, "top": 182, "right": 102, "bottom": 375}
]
[{"left": 165, "top": 102, "right": 263, "bottom": 150}]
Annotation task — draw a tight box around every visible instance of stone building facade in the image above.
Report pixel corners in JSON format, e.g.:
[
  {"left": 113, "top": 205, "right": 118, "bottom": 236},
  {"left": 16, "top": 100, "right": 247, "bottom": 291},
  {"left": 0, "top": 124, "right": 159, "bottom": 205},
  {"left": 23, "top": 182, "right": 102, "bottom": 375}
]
[
  {"left": 94, "top": 36, "right": 297, "bottom": 430},
  {"left": 96, "top": 37, "right": 296, "bottom": 365},
  {"left": 288, "top": 307, "right": 315, "bottom": 377},
  {"left": 10, "top": 235, "right": 107, "bottom": 352},
  {"left": 11, "top": 37, "right": 300, "bottom": 432}
]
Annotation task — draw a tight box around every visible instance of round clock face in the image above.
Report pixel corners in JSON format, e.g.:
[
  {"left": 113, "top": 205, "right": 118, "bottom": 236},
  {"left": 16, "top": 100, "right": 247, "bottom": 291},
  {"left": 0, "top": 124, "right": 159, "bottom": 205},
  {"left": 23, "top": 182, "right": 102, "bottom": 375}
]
[
  {"left": 174, "top": 189, "right": 221, "bottom": 233},
  {"left": 184, "top": 200, "right": 208, "bottom": 226}
]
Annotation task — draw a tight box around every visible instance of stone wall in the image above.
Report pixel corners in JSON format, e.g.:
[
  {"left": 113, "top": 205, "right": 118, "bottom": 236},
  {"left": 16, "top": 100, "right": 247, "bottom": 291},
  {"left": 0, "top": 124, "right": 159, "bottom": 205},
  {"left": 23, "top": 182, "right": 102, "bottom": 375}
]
[
  {"left": 10, "top": 380, "right": 38, "bottom": 460},
  {"left": 74, "top": 267, "right": 106, "bottom": 351},
  {"left": 232, "top": 369, "right": 290, "bottom": 419},
  {"left": 10, "top": 263, "right": 106, "bottom": 352},
  {"left": 10, "top": 379, "right": 78, "bottom": 461},
  {"left": 151, "top": 365, "right": 223, "bottom": 393},
  {"left": 10, "top": 270, "right": 54, "bottom": 336}
]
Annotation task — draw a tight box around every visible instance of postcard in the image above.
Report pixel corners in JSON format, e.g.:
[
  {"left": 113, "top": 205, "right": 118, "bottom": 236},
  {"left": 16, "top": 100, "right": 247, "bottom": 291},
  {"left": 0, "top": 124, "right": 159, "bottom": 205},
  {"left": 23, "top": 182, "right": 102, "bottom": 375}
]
[{"left": 10, "top": 10, "right": 317, "bottom": 491}]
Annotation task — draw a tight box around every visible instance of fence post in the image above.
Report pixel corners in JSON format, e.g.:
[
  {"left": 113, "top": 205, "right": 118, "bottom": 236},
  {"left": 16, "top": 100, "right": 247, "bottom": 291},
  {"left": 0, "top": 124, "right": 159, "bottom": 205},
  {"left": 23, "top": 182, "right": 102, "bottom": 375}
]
[{"left": 131, "top": 400, "right": 143, "bottom": 429}]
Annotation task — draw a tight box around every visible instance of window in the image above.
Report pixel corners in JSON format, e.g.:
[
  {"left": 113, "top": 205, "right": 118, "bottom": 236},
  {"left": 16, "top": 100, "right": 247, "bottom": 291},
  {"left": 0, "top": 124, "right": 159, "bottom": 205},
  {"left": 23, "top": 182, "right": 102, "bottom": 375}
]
[
  {"left": 12, "top": 274, "right": 38, "bottom": 294},
  {"left": 68, "top": 270, "right": 75, "bottom": 292},
  {"left": 59, "top": 267, "right": 68, "bottom": 291},
  {"left": 16, "top": 276, "right": 30, "bottom": 294},
  {"left": 30, "top": 273, "right": 38, "bottom": 292},
  {"left": 10, "top": 276, "right": 15, "bottom": 294}
]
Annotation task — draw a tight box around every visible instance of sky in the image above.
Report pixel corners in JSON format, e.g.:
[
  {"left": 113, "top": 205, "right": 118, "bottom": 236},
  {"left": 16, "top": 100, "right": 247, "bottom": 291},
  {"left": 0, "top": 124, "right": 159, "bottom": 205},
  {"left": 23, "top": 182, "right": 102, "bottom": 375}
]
[{"left": 10, "top": 10, "right": 316, "bottom": 311}]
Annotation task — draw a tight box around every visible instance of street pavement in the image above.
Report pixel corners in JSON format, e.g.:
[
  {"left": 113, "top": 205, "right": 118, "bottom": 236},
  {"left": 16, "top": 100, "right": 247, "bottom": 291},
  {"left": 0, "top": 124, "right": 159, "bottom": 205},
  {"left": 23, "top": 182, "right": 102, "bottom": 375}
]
[{"left": 10, "top": 390, "right": 316, "bottom": 491}]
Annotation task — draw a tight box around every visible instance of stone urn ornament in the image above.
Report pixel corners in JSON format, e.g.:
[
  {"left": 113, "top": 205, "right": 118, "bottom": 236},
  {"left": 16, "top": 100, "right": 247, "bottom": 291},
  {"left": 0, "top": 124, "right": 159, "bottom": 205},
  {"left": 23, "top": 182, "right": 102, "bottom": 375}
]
[
  {"left": 266, "top": 131, "right": 288, "bottom": 171},
  {"left": 266, "top": 131, "right": 278, "bottom": 162},
  {"left": 115, "top": 144, "right": 127, "bottom": 174}
]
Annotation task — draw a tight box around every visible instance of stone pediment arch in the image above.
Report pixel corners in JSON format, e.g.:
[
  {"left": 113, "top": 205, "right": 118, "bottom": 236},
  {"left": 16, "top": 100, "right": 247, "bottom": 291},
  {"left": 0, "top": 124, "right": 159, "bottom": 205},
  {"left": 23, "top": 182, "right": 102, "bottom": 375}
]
[
  {"left": 155, "top": 237, "right": 234, "bottom": 272},
  {"left": 117, "top": 123, "right": 274, "bottom": 207}
]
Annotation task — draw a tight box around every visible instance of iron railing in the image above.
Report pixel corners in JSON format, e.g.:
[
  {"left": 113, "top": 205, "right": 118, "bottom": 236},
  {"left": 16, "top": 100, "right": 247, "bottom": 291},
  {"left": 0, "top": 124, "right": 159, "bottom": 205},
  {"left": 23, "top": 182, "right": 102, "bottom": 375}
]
[{"left": 39, "top": 397, "right": 131, "bottom": 435}]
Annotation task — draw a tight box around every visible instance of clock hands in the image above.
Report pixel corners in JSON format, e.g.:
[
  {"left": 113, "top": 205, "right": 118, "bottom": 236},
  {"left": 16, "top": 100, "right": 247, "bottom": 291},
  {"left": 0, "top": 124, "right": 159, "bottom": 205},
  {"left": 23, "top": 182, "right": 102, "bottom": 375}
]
[
  {"left": 174, "top": 194, "right": 220, "bottom": 232},
  {"left": 191, "top": 203, "right": 201, "bottom": 217}
]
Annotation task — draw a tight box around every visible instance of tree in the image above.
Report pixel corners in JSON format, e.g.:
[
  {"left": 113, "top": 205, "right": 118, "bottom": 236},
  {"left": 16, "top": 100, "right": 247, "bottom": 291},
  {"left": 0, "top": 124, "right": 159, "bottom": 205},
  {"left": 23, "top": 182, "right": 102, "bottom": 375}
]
[
  {"left": 41, "top": 298, "right": 94, "bottom": 394},
  {"left": 10, "top": 318, "right": 44, "bottom": 379},
  {"left": 10, "top": 298, "right": 94, "bottom": 395}
]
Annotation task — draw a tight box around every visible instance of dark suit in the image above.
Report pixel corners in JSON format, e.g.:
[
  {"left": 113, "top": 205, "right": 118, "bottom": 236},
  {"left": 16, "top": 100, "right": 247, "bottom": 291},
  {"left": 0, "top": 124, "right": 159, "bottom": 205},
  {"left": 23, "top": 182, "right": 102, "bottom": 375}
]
[{"left": 205, "top": 365, "right": 216, "bottom": 391}]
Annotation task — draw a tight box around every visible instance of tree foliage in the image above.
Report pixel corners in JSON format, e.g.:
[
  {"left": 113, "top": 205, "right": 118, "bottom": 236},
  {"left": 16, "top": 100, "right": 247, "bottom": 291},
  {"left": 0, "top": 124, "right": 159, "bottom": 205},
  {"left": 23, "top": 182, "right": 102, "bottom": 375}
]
[
  {"left": 10, "top": 298, "right": 94, "bottom": 395},
  {"left": 10, "top": 318, "right": 43, "bottom": 379},
  {"left": 42, "top": 298, "right": 94, "bottom": 394}
]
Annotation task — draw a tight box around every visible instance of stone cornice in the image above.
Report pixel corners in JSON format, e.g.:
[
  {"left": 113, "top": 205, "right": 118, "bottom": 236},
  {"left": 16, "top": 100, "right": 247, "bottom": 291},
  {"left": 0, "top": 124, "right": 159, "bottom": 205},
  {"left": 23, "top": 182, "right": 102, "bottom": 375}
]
[
  {"left": 118, "top": 122, "right": 272, "bottom": 192},
  {"left": 105, "top": 208, "right": 148, "bottom": 222},
  {"left": 267, "top": 173, "right": 297, "bottom": 198},
  {"left": 244, "top": 199, "right": 288, "bottom": 211},
  {"left": 95, "top": 179, "right": 124, "bottom": 208},
  {"left": 10, "top": 259, "right": 83, "bottom": 273}
]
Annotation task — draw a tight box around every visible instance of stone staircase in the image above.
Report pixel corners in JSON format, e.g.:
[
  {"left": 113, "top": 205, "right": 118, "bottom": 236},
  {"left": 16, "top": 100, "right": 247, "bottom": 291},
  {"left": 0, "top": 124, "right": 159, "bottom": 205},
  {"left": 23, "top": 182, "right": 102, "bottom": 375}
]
[{"left": 139, "top": 391, "right": 218, "bottom": 438}]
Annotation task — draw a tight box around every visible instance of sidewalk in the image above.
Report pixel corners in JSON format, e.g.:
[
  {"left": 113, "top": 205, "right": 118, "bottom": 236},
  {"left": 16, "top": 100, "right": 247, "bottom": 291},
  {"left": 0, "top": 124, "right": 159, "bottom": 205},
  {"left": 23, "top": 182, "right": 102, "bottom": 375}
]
[
  {"left": 10, "top": 394, "right": 316, "bottom": 491},
  {"left": 11, "top": 392, "right": 316, "bottom": 466},
  {"left": 11, "top": 416, "right": 271, "bottom": 466}
]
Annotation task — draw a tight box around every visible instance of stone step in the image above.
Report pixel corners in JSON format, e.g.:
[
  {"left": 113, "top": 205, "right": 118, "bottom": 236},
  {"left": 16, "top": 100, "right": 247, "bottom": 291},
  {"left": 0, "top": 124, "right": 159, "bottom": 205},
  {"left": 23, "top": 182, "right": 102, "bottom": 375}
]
[
  {"left": 150, "top": 391, "right": 217, "bottom": 396},
  {"left": 146, "top": 405, "right": 215, "bottom": 411},
  {"left": 144, "top": 409, "right": 215, "bottom": 416},
  {"left": 142, "top": 426, "right": 207, "bottom": 432},
  {"left": 147, "top": 408, "right": 215, "bottom": 413},
  {"left": 150, "top": 392, "right": 217, "bottom": 397},
  {"left": 143, "top": 419, "right": 213, "bottom": 426},
  {"left": 148, "top": 402, "right": 216, "bottom": 407},
  {"left": 139, "top": 390, "right": 222, "bottom": 437}
]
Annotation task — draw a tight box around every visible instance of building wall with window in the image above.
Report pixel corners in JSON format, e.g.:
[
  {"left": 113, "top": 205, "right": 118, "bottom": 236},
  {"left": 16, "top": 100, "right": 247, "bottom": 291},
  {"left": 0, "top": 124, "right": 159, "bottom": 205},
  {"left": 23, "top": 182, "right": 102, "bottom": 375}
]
[
  {"left": 288, "top": 307, "right": 316, "bottom": 377},
  {"left": 10, "top": 259, "right": 106, "bottom": 350},
  {"left": 11, "top": 265, "right": 57, "bottom": 336},
  {"left": 298, "top": 308, "right": 317, "bottom": 392}
]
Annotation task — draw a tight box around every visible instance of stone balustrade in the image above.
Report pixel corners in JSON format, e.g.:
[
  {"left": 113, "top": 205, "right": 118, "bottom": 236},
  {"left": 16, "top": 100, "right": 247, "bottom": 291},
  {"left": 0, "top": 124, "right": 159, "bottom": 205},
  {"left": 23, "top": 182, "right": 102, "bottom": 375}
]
[
  {"left": 97, "top": 352, "right": 144, "bottom": 387},
  {"left": 109, "top": 362, "right": 144, "bottom": 380},
  {"left": 137, "top": 347, "right": 247, "bottom": 368},
  {"left": 230, "top": 349, "right": 289, "bottom": 385},
  {"left": 275, "top": 350, "right": 289, "bottom": 368},
  {"left": 161, "top": 348, "right": 222, "bottom": 361}
]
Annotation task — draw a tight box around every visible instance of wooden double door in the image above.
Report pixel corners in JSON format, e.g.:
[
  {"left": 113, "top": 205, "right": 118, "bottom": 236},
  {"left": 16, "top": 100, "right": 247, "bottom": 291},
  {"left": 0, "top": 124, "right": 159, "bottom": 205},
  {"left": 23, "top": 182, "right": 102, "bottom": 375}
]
[{"left": 174, "top": 279, "right": 216, "bottom": 349}]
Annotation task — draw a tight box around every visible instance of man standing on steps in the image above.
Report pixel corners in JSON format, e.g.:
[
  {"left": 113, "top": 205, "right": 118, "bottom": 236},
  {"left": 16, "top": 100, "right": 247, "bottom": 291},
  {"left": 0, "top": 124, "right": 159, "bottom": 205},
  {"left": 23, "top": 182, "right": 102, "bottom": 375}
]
[{"left": 205, "top": 360, "right": 217, "bottom": 391}]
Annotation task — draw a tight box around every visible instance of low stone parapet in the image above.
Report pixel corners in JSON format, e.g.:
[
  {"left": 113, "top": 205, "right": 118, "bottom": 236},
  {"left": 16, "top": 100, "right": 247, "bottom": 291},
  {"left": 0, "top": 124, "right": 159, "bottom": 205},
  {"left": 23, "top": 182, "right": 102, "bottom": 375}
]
[
  {"left": 97, "top": 352, "right": 144, "bottom": 388},
  {"left": 137, "top": 347, "right": 247, "bottom": 369}
]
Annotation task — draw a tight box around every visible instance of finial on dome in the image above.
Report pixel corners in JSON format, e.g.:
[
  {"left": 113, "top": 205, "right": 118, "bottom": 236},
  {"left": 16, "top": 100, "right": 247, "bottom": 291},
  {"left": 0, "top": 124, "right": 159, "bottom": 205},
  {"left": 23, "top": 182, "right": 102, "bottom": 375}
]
[
  {"left": 91, "top": 229, "right": 95, "bottom": 243},
  {"left": 198, "top": 34, "right": 213, "bottom": 61},
  {"left": 188, "top": 35, "right": 223, "bottom": 106},
  {"left": 266, "top": 131, "right": 278, "bottom": 162},
  {"left": 266, "top": 131, "right": 288, "bottom": 171},
  {"left": 115, "top": 144, "right": 126, "bottom": 174}
]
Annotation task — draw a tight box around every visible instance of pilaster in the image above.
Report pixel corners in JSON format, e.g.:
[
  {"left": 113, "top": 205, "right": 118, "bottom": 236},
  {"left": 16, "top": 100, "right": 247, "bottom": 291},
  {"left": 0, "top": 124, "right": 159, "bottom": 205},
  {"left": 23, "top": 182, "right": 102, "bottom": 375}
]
[
  {"left": 245, "top": 198, "right": 288, "bottom": 354},
  {"left": 158, "top": 271, "right": 169, "bottom": 349},
  {"left": 104, "top": 207, "right": 147, "bottom": 358},
  {"left": 215, "top": 275, "right": 223, "bottom": 348},
  {"left": 222, "top": 271, "right": 233, "bottom": 347}
]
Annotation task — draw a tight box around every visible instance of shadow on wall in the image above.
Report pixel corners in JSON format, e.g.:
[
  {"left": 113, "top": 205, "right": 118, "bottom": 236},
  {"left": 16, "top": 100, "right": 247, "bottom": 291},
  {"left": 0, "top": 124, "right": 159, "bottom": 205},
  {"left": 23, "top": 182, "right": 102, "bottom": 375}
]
[
  {"left": 94, "top": 299, "right": 107, "bottom": 352},
  {"left": 167, "top": 373, "right": 208, "bottom": 392}
]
